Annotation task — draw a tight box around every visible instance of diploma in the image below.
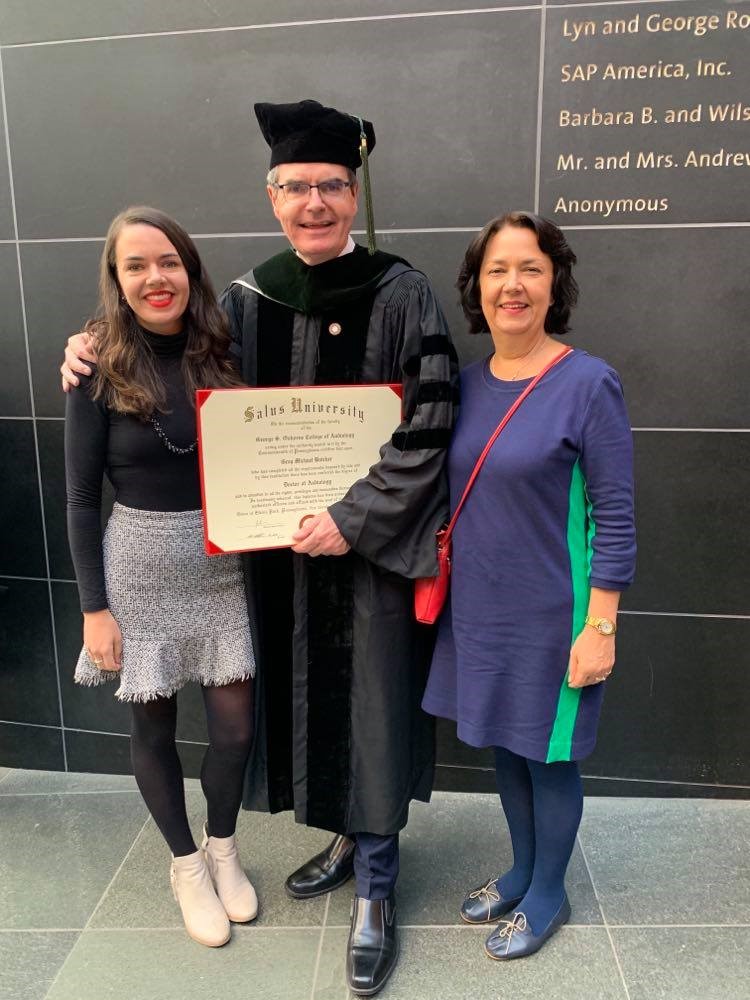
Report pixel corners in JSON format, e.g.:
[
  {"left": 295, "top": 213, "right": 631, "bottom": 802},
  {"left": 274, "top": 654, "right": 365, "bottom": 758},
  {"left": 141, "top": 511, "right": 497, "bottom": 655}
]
[{"left": 197, "top": 384, "right": 402, "bottom": 554}]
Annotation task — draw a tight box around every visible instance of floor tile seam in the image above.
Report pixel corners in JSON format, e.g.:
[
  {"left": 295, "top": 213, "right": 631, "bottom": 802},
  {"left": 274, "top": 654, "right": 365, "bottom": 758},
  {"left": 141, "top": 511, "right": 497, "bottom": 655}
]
[
  {"left": 309, "top": 892, "right": 331, "bottom": 1000},
  {"left": 575, "top": 832, "right": 608, "bottom": 924},
  {"left": 0, "top": 928, "right": 85, "bottom": 933},
  {"left": 81, "top": 813, "right": 153, "bottom": 930},
  {"left": 79, "top": 925, "right": 325, "bottom": 933},
  {"left": 0, "top": 724, "right": 207, "bottom": 746},
  {"left": 607, "top": 923, "right": 750, "bottom": 930},
  {"left": 437, "top": 766, "right": 750, "bottom": 788},
  {"left": 63, "top": 725, "right": 210, "bottom": 745},
  {"left": 11, "top": 922, "right": 749, "bottom": 934},
  {"left": 576, "top": 834, "right": 631, "bottom": 1000},
  {"left": 40, "top": 813, "right": 152, "bottom": 1000},
  {"left": 0, "top": 789, "right": 142, "bottom": 797},
  {"left": 321, "top": 922, "right": 611, "bottom": 930},
  {"left": 37, "top": 932, "right": 83, "bottom": 1000},
  {"left": 605, "top": 922, "right": 633, "bottom": 1000}
]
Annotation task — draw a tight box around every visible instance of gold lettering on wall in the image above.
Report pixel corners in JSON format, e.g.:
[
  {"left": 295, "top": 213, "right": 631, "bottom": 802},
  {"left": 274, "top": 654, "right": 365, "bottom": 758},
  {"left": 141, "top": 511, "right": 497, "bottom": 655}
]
[{"left": 547, "top": 7, "right": 750, "bottom": 222}]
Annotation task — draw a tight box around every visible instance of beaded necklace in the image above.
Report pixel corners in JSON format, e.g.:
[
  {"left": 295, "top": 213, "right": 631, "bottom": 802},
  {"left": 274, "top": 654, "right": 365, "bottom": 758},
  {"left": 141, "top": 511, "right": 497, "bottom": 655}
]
[{"left": 149, "top": 414, "right": 197, "bottom": 455}]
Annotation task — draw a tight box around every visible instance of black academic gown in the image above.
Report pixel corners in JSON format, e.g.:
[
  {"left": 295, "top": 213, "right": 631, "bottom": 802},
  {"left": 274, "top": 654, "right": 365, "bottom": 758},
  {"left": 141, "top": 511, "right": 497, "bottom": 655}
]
[{"left": 220, "top": 246, "right": 457, "bottom": 836}]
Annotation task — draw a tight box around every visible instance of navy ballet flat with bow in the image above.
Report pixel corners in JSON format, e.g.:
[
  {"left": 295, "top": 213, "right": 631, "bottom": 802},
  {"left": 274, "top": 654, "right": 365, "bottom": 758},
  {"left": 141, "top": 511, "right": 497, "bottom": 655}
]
[{"left": 484, "top": 895, "right": 571, "bottom": 960}]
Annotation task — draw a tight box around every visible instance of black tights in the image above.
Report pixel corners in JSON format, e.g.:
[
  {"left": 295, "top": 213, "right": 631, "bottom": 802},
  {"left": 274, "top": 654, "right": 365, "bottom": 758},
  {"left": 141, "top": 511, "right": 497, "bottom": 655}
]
[{"left": 130, "top": 678, "right": 254, "bottom": 857}]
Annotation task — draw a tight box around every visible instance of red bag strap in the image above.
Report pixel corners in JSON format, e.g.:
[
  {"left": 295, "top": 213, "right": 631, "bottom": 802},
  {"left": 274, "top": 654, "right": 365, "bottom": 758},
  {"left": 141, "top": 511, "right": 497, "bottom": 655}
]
[{"left": 442, "top": 347, "right": 573, "bottom": 543}]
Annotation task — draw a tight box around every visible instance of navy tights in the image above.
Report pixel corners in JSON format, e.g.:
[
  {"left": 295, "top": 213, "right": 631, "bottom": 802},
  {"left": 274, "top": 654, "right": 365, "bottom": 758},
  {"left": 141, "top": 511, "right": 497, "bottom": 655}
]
[
  {"left": 130, "top": 678, "right": 254, "bottom": 857},
  {"left": 493, "top": 746, "right": 583, "bottom": 934}
]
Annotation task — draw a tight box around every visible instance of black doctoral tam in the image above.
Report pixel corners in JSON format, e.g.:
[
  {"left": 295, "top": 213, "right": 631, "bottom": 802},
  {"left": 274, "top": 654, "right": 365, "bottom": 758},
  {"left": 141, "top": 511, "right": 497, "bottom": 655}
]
[{"left": 254, "top": 98, "right": 375, "bottom": 170}]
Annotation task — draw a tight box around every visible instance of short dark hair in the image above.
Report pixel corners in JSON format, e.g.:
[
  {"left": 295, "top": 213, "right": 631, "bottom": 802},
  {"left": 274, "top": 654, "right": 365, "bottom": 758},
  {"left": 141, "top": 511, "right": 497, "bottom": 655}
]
[{"left": 457, "top": 212, "right": 578, "bottom": 336}]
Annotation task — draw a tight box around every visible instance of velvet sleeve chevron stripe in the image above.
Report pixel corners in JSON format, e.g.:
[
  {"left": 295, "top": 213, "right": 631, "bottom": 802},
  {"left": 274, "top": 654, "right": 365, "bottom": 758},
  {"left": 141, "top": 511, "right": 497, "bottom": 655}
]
[{"left": 328, "top": 270, "right": 458, "bottom": 579}]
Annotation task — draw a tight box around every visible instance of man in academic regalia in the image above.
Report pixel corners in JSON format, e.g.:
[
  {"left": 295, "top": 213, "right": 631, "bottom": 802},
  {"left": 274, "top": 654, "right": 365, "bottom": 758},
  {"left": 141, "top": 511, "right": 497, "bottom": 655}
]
[
  {"left": 222, "top": 100, "right": 457, "bottom": 995},
  {"left": 61, "top": 99, "right": 457, "bottom": 996}
]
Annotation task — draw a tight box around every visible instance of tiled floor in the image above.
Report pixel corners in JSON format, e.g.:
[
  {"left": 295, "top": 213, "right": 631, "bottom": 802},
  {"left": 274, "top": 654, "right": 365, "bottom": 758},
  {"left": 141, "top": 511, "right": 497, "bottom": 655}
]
[{"left": 0, "top": 768, "right": 748, "bottom": 1000}]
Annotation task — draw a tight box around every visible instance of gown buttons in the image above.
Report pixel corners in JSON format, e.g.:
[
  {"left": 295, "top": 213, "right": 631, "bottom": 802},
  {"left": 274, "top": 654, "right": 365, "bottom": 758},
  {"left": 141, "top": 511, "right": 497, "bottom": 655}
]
[{"left": 328, "top": 322, "right": 342, "bottom": 336}]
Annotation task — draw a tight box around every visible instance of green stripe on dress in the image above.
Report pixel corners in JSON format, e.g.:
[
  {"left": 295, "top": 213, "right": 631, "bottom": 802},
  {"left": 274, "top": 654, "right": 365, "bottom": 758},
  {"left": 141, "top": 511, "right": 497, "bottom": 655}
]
[{"left": 545, "top": 461, "right": 595, "bottom": 762}]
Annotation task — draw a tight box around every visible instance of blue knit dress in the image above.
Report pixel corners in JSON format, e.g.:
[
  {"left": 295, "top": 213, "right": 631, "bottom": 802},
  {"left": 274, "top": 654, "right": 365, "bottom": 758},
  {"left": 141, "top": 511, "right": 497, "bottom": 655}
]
[{"left": 422, "top": 349, "right": 636, "bottom": 763}]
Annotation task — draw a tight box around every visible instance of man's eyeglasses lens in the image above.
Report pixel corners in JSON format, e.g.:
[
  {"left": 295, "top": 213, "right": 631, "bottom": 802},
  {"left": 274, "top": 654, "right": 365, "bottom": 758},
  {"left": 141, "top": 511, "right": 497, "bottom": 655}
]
[{"left": 278, "top": 180, "right": 352, "bottom": 200}]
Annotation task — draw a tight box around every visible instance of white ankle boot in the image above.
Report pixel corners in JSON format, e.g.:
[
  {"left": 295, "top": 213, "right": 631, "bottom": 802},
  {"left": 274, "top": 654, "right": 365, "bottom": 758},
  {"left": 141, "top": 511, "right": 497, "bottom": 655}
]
[
  {"left": 170, "top": 849, "right": 231, "bottom": 947},
  {"left": 202, "top": 824, "right": 258, "bottom": 923}
]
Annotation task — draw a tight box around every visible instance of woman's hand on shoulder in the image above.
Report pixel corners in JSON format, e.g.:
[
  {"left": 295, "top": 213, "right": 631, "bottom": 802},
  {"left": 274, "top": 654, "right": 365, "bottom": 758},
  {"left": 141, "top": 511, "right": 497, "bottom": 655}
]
[
  {"left": 61, "top": 331, "right": 97, "bottom": 391},
  {"left": 83, "top": 609, "right": 123, "bottom": 672},
  {"left": 567, "top": 628, "right": 614, "bottom": 688}
]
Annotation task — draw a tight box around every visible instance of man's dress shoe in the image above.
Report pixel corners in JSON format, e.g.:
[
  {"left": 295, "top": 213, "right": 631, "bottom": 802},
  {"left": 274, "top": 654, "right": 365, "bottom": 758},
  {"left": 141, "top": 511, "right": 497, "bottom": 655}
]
[
  {"left": 346, "top": 893, "right": 398, "bottom": 997},
  {"left": 284, "top": 834, "right": 355, "bottom": 899}
]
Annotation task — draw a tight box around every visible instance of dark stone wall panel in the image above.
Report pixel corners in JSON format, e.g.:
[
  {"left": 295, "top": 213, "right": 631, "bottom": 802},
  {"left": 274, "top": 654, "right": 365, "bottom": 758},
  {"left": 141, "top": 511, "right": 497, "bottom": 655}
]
[
  {"left": 625, "top": 431, "right": 749, "bottom": 615},
  {"left": 1, "top": 3, "right": 747, "bottom": 795},
  {"left": 589, "top": 614, "right": 750, "bottom": 787},
  {"left": 0, "top": 2, "right": 524, "bottom": 45},
  {"left": 436, "top": 717, "right": 494, "bottom": 771},
  {"left": 21, "top": 242, "right": 101, "bottom": 419},
  {"left": 53, "top": 581, "right": 131, "bottom": 736},
  {"left": 0, "top": 245, "right": 30, "bottom": 416},
  {"left": 0, "top": 723, "right": 64, "bottom": 771},
  {"left": 567, "top": 227, "right": 750, "bottom": 429},
  {"left": 582, "top": 777, "right": 749, "bottom": 799},
  {"left": 0, "top": 421, "right": 46, "bottom": 576},
  {"left": 36, "top": 420, "right": 73, "bottom": 581},
  {"left": 64, "top": 729, "right": 133, "bottom": 775},
  {"left": 196, "top": 235, "right": 289, "bottom": 294},
  {"left": 0, "top": 99, "right": 14, "bottom": 240},
  {"left": 433, "top": 764, "right": 495, "bottom": 794},
  {"left": 3, "top": 11, "right": 539, "bottom": 238},
  {"left": 65, "top": 728, "right": 205, "bottom": 778},
  {"left": 378, "top": 230, "right": 491, "bottom": 370},
  {"left": 433, "top": 614, "right": 750, "bottom": 794},
  {"left": 541, "top": 2, "right": 750, "bottom": 225},
  {"left": 0, "top": 578, "right": 59, "bottom": 726}
]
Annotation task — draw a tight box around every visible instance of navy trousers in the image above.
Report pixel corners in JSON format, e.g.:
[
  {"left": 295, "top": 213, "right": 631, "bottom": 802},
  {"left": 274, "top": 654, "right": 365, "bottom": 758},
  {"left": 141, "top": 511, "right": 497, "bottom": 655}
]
[{"left": 353, "top": 832, "right": 399, "bottom": 899}]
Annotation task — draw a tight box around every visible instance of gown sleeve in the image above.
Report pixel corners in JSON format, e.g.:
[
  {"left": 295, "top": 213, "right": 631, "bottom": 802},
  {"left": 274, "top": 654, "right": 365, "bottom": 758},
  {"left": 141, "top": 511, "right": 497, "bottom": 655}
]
[
  {"left": 65, "top": 372, "right": 110, "bottom": 612},
  {"left": 328, "top": 272, "right": 459, "bottom": 578},
  {"left": 579, "top": 368, "right": 636, "bottom": 591},
  {"left": 218, "top": 283, "right": 246, "bottom": 362}
]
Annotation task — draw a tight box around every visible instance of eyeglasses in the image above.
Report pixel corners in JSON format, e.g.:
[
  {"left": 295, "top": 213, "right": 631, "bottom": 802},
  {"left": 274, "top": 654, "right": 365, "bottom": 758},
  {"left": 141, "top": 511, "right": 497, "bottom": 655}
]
[{"left": 274, "top": 179, "right": 354, "bottom": 201}]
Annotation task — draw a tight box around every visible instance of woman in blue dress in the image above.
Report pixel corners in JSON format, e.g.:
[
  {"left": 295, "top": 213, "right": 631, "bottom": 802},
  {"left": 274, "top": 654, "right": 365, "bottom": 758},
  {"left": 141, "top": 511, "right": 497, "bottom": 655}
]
[{"left": 422, "top": 212, "right": 635, "bottom": 960}]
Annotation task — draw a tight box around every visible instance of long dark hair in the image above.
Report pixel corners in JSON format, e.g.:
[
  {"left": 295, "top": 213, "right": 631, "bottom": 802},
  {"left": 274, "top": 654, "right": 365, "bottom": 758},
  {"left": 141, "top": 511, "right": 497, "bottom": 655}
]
[
  {"left": 88, "top": 205, "right": 241, "bottom": 417},
  {"left": 457, "top": 212, "right": 579, "bottom": 336}
]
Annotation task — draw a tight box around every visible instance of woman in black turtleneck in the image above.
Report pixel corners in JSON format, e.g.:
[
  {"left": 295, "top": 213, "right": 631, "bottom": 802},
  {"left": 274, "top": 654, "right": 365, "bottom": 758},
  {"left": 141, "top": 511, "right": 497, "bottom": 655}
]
[{"left": 65, "top": 206, "right": 257, "bottom": 948}]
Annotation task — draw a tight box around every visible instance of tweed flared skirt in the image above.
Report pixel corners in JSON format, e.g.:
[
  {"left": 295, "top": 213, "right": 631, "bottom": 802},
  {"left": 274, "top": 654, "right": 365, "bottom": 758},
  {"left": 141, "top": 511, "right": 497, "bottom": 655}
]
[{"left": 74, "top": 504, "right": 255, "bottom": 702}]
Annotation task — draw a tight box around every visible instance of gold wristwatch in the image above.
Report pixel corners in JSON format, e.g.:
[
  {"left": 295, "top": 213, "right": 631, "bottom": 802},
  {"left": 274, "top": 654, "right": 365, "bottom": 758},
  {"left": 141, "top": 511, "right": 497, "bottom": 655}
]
[{"left": 584, "top": 615, "right": 617, "bottom": 636}]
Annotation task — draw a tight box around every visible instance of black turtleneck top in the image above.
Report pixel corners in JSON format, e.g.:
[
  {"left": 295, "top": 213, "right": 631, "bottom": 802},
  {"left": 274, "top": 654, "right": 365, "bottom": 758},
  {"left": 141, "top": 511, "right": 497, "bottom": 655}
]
[{"left": 65, "top": 328, "right": 204, "bottom": 611}]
